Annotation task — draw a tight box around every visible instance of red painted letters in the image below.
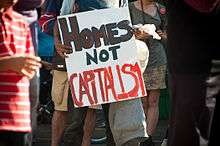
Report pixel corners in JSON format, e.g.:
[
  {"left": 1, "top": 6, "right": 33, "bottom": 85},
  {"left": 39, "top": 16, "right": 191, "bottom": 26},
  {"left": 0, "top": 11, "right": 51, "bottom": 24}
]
[{"left": 69, "top": 63, "right": 146, "bottom": 107}]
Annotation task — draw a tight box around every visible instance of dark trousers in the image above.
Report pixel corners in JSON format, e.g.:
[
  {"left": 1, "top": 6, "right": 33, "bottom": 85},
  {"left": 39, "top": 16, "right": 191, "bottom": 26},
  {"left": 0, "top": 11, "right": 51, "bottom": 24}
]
[
  {"left": 208, "top": 97, "right": 218, "bottom": 146},
  {"left": 168, "top": 74, "right": 211, "bottom": 146},
  {"left": 167, "top": 1, "right": 220, "bottom": 146},
  {"left": 208, "top": 73, "right": 220, "bottom": 146},
  {"left": 0, "top": 131, "right": 29, "bottom": 146},
  {"left": 65, "top": 91, "right": 88, "bottom": 146},
  {"left": 39, "top": 56, "right": 53, "bottom": 105},
  {"left": 67, "top": 94, "right": 116, "bottom": 146},
  {"left": 102, "top": 104, "right": 116, "bottom": 146},
  {"left": 63, "top": 107, "right": 88, "bottom": 146}
]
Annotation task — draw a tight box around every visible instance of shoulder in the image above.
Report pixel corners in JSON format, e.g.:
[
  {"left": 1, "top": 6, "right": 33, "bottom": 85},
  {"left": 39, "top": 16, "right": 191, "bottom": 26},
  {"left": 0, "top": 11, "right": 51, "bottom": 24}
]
[
  {"left": 11, "top": 11, "right": 29, "bottom": 27},
  {"left": 2, "top": 8, "right": 29, "bottom": 27}
]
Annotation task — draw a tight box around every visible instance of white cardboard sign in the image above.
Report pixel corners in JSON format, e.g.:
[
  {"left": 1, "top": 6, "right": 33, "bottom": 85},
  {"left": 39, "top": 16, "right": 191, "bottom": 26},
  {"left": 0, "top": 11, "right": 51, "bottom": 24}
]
[{"left": 57, "top": 7, "right": 146, "bottom": 107}]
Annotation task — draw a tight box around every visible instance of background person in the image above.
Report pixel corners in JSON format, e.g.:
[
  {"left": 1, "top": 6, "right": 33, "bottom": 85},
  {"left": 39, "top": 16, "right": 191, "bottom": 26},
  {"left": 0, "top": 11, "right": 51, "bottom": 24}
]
[
  {"left": 0, "top": 0, "right": 41, "bottom": 145},
  {"left": 129, "top": 0, "right": 168, "bottom": 145},
  {"left": 167, "top": 1, "right": 220, "bottom": 146}
]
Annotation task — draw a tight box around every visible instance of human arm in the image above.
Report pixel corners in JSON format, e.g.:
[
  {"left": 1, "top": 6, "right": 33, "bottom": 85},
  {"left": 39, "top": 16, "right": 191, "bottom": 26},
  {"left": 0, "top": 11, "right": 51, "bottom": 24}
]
[
  {"left": 54, "top": 21, "right": 73, "bottom": 58},
  {"left": 0, "top": 55, "right": 41, "bottom": 79},
  {"left": 41, "top": 60, "right": 52, "bottom": 70}
]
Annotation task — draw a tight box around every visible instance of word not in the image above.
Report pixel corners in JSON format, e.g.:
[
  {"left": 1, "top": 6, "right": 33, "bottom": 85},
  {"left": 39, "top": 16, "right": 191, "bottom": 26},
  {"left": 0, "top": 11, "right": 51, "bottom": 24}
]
[{"left": 86, "top": 45, "right": 120, "bottom": 65}]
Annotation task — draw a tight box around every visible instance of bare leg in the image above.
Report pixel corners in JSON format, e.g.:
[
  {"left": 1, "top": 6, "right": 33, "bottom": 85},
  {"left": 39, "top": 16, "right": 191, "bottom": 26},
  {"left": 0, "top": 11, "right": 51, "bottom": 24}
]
[
  {"left": 81, "top": 109, "right": 96, "bottom": 146},
  {"left": 51, "top": 111, "right": 68, "bottom": 146},
  {"left": 143, "top": 89, "right": 160, "bottom": 135}
]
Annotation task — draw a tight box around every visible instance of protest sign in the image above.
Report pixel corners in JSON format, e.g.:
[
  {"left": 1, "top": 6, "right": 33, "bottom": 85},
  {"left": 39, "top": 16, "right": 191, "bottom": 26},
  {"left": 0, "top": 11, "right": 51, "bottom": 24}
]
[{"left": 57, "top": 7, "right": 147, "bottom": 107}]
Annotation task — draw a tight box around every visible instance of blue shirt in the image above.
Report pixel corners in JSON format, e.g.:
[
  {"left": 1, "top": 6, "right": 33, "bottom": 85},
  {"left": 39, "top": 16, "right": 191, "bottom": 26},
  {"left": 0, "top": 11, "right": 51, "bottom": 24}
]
[{"left": 38, "top": 25, "right": 54, "bottom": 57}]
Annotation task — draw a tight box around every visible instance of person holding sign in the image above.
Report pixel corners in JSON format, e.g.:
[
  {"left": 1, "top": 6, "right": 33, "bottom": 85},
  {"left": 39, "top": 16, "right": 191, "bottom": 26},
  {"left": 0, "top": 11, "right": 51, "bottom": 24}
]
[
  {"left": 129, "top": 0, "right": 168, "bottom": 146},
  {"left": 52, "top": 0, "right": 117, "bottom": 146},
  {"left": 54, "top": 0, "right": 149, "bottom": 146}
]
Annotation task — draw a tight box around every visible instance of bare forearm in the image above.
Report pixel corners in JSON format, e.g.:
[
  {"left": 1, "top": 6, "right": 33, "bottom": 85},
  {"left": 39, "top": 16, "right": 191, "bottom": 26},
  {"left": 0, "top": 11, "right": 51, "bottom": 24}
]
[
  {"left": 0, "top": 56, "right": 14, "bottom": 71},
  {"left": 54, "top": 21, "right": 61, "bottom": 46}
]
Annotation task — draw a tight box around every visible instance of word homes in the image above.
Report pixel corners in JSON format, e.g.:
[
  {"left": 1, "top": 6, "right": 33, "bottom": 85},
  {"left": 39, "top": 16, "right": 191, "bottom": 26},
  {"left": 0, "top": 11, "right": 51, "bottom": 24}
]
[{"left": 58, "top": 16, "right": 133, "bottom": 52}]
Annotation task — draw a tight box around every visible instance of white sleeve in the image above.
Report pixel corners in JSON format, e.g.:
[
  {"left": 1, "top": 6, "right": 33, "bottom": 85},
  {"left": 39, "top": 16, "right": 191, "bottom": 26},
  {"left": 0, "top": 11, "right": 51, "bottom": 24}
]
[{"left": 60, "top": 0, "right": 75, "bottom": 15}]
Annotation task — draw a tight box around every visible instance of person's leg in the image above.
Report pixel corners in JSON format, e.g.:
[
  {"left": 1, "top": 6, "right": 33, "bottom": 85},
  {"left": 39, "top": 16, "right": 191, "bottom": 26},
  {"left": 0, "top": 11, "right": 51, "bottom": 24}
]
[
  {"left": 207, "top": 72, "right": 220, "bottom": 146},
  {"left": 63, "top": 90, "right": 88, "bottom": 146},
  {"left": 81, "top": 108, "right": 96, "bottom": 146},
  {"left": 51, "top": 70, "right": 69, "bottom": 146},
  {"left": 51, "top": 111, "right": 68, "bottom": 146},
  {"left": 12, "top": 132, "right": 30, "bottom": 146},
  {"left": 168, "top": 74, "right": 211, "bottom": 146},
  {"left": 0, "top": 131, "right": 29, "bottom": 146},
  {"left": 29, "top": 74, "right": 40, "bottom": 143},
  {"left": 167, "top": 0, "right": 215, "bottom": 145},
  {"left": 145, "top": 89, "right": 160, "bottom": 136},
  {"left": 102, "top": 104, "right": 116, "bottom": 146},
  {"left": 28, "top": 21, "right": 40, "bottom": 146},
  {"left": 0, "top": 131, "right": 10, "bottom": 146},
  {"left": 208, "top": 97, "right": 218, "bottom": 146},
  {"left": 142, "top": 65, "right": 167, "bottom": 146},
  {"left": 141, "top": 90, "right": 160, "bottom": 146}
]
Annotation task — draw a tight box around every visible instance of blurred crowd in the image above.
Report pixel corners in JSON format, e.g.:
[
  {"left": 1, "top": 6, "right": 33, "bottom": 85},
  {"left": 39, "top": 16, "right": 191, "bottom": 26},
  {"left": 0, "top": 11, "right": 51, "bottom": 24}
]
[{"left": 0, "top": 0, "right": 219, "bottom": 146}]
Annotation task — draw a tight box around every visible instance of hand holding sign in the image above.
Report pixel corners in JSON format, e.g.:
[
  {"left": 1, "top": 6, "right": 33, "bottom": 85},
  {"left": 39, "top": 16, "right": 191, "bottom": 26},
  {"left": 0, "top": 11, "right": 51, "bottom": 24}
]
[
  {"left": 54, "top": 22, "right": 73, "bottom": 58},
  {"left": 57, "top": 7, "right": 147, "bottom": 107},
  {"left": 55, "top": 42, "right": 73, "bottom": 58}
]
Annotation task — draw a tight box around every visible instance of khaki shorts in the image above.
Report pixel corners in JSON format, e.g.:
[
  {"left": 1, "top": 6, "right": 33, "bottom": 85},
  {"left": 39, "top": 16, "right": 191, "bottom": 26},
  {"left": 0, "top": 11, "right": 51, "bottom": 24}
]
[{"left": 51, "top": 70, "right": 69, "bottom": 111}]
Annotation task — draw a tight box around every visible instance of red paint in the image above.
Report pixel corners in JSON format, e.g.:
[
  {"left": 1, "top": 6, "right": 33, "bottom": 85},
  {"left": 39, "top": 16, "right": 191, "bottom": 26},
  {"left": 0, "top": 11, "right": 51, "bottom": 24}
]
[
  {"left": 69, "top": 73, "right": 83, "bottom": 107},
  {"left": 134, "top": 63, "right": 146, "bottom": 96},
  {"left": 121, "top": 64, "right": 139, "bottom": 98},
  {"left": 83, "top": 70, "right": 98, "bottom": 104},
  {"left": 79, "top": 73, "right": 95, "bottom": 105},
  {"left": 69, "top": 63, "right": 146, "bottom": 107},
  {"left": 94, "top": 68, "right": 106, "bottom": 102},
  {"left": 116, "top": 65, "right": 129, "bottom": 100},
  {"left": 104, "top": 67, "right": 117, "bottom": 102}
]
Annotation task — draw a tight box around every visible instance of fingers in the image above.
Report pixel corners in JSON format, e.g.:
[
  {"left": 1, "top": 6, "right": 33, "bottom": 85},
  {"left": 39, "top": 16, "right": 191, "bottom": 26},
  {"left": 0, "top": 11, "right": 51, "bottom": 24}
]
[
  {"left": 25, "top": 59, "right": 42, "bottom": 68},
  {"left": 56, "top": 43, "right": 73, "bottom": 53},
  {"left": 24, "top": 64, "right": 40, "bottom": 72},
  {"left": 24, "top": 55, "right": 41, "bottom": 62},
  {"left": 55, "top": 43, "right": 73, "bottom": 58},
  {"left": 21, "top": 68, "right": 36, "bottom": 79},
  {"left": 57, "top": 50, "right": 68, "bottom": 58},
  {"left": 23, "top": 55, "right": 42, "bottom": 72}
]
